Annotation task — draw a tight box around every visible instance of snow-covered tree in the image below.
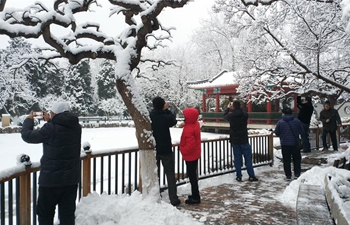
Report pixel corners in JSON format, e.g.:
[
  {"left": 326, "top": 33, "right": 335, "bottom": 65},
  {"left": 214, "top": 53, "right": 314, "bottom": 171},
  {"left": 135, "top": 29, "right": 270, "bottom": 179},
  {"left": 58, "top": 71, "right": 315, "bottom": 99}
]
[
  {"left": 213, "top": 0, "right": 350, "bottom": 104},
  {"left": 342, "top": 0, "right": 350, "bottom": 33},
  {"left": 29, "top": 59, "right": 63, "bottom": 99},
  {"left": 191, "top": 13, "right": 237, "bottom": 71},
  {"left": 0, "top": 38, "right": 37, "bottom": 115},
  {"left": 0, "top": 51, "right": 10, "bottom": 113},
  {"left": 136, "top": 46, "right": 203, "bottom": 115},
  {"left": 98, "top": 98, "right": 125, "bottom": 118},
  {"left": 44, "top": 66, "right": 65, "bottom": 97},
  {"left": 0, "top": 0, "right": 191, "bottom": 198},
  {"left": 97, "top": 60, "right": 117, "bottom": 100},
  {"left": 63, "top": 60, "right": 94, "bottom": 115}
]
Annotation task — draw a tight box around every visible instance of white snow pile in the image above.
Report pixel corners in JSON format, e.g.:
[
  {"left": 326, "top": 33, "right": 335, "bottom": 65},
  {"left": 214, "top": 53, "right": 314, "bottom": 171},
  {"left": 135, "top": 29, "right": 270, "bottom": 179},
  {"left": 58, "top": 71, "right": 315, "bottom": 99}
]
[{"left": 75, "top": 191, "right": 200, "bottom": 225}]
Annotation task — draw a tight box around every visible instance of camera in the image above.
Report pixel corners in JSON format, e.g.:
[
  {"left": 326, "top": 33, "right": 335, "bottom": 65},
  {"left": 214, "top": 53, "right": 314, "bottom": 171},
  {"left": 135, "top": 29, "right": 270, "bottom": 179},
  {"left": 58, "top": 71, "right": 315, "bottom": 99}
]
[{"left": 33, "top": 111, "right": 43, "bottom": 119}]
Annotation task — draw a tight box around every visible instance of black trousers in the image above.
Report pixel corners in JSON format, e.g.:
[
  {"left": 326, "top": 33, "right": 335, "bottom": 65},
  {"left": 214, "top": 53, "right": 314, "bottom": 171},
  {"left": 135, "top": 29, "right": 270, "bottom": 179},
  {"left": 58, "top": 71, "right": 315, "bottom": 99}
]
[
  {"left": 322, "top": 129, "right": 338, "bottom": 150},
  {"left": 186, "top": 159, "right": 200, "bottom": 200},
  {"left": 281, "top": 145, "right": 301, "bottom": 177},
  {"left": 37, "top": 184, "right": 78, "bottom": 225},
  {"left": 156, "top": 152, "right": 178, "bottom": 204}
]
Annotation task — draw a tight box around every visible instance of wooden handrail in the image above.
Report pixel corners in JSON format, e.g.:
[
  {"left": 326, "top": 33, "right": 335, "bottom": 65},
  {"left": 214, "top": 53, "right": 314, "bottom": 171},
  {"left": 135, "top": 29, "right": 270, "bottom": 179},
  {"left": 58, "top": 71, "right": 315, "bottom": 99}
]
[
  {"left": 19, "top": 164, "right": 31, "bottom": 225},
  {"left": 0, "top": 165, "right": 40, "bottom": 183},
  {"left": 82, "top": 152, "right": 91, "bottom": 197}
]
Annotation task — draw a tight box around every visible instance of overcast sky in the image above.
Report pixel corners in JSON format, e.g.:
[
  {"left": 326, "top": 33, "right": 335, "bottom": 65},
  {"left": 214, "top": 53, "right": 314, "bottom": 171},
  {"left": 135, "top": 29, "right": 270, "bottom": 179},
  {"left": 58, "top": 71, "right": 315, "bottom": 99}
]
[
  {"left": 158, "top": 0, "right": 216, "bottom": 45},
  {"left": 0, "top": 0, "right": 216, "bottom": 49}
]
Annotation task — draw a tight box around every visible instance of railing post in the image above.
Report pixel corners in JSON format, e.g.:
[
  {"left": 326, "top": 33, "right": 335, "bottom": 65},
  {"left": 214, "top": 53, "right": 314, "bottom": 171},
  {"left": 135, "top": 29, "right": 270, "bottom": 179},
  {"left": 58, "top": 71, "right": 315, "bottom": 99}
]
[
  {"left": 82, "top": 143, "right": 92, "bottom": 197},
  {"left": 82, "top": 152, "right": 91, "bottom": 197},
  {"left": 19, "top": 155, "right": 32, "bottom": 225},
  {"left": 268, "top": 132, "right": 274, "bottom": 166},
  {"left": 315, "top": 127, "right": 320, "bottom": 150}
]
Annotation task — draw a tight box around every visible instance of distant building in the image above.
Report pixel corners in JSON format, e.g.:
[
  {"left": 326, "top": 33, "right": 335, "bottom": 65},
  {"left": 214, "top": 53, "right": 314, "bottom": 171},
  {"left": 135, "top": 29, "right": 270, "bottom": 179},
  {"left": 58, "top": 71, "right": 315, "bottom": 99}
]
[{"left": 187, "top": 70, "right": 298, "bottom": 130}]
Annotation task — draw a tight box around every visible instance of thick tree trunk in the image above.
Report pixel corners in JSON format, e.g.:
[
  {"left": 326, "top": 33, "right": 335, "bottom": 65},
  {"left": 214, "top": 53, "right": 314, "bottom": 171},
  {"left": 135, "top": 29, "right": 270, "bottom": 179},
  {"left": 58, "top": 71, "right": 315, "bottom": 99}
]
[{"left": 115, "top": 78, "right": 160, "bottom": 201}]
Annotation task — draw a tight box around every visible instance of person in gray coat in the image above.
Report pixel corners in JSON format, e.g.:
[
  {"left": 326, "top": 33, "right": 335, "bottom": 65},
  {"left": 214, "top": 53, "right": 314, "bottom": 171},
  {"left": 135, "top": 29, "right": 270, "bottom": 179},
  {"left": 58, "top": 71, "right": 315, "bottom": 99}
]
[{"left": 21, "top": 102, "right": 81, "bottom": 225}]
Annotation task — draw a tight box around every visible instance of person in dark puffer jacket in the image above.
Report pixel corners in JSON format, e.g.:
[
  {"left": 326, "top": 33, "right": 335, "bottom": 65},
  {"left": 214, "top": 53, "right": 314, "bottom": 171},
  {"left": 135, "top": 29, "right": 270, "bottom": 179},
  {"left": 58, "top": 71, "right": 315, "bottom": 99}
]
[
  {"left": 224, "top": 101, "right": 258, "bottom": 182},
  {"left": 297, "top": 96, "right": 314, "bottom": 153},
  {"left": 180, "top": 108, "right": 201, "bottom": 204},
  {"left": 319, "top": 101, "right": 342, "bottom": 151},
  {"left": 274, "top": 107, "right": 303, "bottom": 180},
  {"left": 150, "top": 96, "right": 180, "bottom": 206},
  {"left": 21, "top": 102, "right": 81, "bottom": 225}
]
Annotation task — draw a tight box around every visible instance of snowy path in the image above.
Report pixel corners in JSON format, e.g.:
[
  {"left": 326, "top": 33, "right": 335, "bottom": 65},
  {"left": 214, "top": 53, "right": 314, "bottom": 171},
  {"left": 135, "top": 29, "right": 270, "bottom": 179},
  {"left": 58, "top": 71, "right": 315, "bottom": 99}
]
[{"left": 176, "top": 169, "right": 296, "bottom": 225}]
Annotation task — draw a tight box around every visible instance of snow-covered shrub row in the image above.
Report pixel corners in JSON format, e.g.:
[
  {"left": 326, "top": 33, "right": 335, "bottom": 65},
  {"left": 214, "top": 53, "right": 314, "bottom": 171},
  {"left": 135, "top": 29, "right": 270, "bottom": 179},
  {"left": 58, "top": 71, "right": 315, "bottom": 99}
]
[{"left": 0, "top": 121, "right": 135, "bottom": 134}]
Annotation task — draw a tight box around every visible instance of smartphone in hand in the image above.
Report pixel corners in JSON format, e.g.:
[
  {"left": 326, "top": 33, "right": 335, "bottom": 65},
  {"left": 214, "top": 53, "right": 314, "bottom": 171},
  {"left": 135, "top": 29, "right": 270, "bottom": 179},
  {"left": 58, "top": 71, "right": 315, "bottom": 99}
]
[{"left": 33, "top": 111, "right": 43, "bottom": 119}]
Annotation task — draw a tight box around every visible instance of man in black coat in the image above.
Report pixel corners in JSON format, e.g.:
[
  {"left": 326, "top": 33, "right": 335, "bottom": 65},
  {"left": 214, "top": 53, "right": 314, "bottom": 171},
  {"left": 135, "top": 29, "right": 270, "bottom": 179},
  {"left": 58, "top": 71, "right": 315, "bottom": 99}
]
[
  {"left": 319, "top": 101, "right": 342, "bottom": 151},
  {"left": 224, "top": 101, "right": 258, "bottom": 182},
  {"left": 297, "top": 96, "right": 314, "bottom": 153},
  {"left": 21, "top": 102, "right": 82, "bottom": 225},
  {"left": 150, "top": 96, "right": 180, "bottom": 206}
]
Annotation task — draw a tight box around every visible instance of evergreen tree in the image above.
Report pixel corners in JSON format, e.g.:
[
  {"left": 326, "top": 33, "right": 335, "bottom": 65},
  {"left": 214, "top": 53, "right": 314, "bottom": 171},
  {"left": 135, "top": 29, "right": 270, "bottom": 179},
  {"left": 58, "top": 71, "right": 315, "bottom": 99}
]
[
  {"left": 45, "top": 66, "right": 65, "bottom": 97},
  {"left": 96, "top": 60, "right": 117, "bottom": 100},
  {"left": 95, "top": 59, "right": 126, "bottom": 117},
  {"left": 64, "top": 60, "right": 94, "bottom": 115},
  {"left": 0, "top": 38, "right": 37, "bottom": 116},
  {"left": 28, "top": 57, "right": 63, "bottom": 99}
]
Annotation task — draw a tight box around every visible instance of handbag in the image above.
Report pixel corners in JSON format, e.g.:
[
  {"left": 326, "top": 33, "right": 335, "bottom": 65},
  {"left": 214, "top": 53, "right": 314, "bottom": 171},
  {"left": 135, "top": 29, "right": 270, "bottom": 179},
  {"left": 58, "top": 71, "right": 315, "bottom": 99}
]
[{"left": 286, "top": 121, "right": 303, "bottom": 150}]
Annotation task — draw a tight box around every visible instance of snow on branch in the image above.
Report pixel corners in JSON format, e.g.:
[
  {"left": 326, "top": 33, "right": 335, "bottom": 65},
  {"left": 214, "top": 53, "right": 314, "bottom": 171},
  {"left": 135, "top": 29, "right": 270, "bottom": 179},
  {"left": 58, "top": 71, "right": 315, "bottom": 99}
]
[
  {"left": 0, "top": 0, "right": 191, "bottom": 67},
  {"left": 341, "top": 0, "right": 350, "bottom": 33},
  {"left": 241, "top": 0, "right": 278, "bottom": 6},
  {"left": 241, "top": 0, "right": 335, "bottom": 6}
]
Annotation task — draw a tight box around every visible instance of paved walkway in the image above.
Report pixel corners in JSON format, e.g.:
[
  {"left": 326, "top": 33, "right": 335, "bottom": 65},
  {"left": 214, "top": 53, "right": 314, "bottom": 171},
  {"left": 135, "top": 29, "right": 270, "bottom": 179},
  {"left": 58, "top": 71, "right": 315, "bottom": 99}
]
[
  {"left": 178, "top": 169, "right": 296, "bottom": 225},
  {"left": 177, "top": 149, "right": 342, "bottom": 225}
]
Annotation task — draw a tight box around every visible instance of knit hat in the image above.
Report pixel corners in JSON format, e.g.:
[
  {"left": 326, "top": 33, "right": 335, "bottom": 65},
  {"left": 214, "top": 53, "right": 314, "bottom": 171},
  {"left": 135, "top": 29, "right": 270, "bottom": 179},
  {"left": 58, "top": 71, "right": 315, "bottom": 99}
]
[
  {"left": 233, "top": 101, "right": 241, "bottom": 109},
  {"left": 324, "top": 100, "right": 331, "bottom": 106},
  {"left": 51, "top": 102, "right": 70, "bottom": 114},
  {"left": 281, "top": 107, "right": 293, "bottom": 115},
  {"left": 152, "top": 97, "right": 165, "bottom": 110}
]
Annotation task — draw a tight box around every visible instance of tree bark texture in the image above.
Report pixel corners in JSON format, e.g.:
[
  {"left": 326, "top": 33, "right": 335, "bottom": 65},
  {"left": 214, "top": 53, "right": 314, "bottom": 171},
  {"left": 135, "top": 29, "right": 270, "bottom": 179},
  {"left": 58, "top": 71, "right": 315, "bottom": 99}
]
[{"left": 115, "top": 78, "right": 159, "bottom": 200}]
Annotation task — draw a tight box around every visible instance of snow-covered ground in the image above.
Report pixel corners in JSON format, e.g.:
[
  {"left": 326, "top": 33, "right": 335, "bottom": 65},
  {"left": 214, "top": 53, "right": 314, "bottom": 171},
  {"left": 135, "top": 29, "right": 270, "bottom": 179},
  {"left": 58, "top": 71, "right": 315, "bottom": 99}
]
[{"left": 1, "top": 126, "right": 350, "bottom": 224}]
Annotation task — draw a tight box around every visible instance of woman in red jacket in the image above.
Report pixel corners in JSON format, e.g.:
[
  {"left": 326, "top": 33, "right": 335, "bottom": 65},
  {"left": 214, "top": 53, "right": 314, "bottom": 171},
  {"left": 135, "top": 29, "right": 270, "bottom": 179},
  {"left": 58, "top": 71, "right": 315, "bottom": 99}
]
[{"left": 180, "top": 108, "right": 201, "bottom": 204}]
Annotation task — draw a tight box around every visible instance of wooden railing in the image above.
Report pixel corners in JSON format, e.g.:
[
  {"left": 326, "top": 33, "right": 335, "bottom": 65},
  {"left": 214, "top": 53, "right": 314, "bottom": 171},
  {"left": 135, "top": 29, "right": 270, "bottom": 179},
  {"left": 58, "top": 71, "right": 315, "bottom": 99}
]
[
  {"left": 309, "top": 124, "right": 350, "bottom": 150},
  {"left": 202, "top": 112, "right": 298, "bottom": 124},
  {"left": 1, "top": 133, "right": 272, "bottom": 225}
]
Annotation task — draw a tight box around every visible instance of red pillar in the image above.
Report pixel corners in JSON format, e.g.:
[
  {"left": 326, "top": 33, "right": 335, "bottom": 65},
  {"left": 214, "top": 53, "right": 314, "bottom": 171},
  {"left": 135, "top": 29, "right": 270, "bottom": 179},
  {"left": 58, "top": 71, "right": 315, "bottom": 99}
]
[
  {"left": 293, "top": 94, "right": 298, "bottom": 112},
  {"left": 215, "top": 94, "right": 220, "bottom": 122},
  {"left": 266, "top": 96, "right": 272, "bottom": 124},
  {"left": 202, "top": 94, "right": 207, "bottom": 113},
  {"left": 215, "top": 94, "right": 220, "bottom": 112}
]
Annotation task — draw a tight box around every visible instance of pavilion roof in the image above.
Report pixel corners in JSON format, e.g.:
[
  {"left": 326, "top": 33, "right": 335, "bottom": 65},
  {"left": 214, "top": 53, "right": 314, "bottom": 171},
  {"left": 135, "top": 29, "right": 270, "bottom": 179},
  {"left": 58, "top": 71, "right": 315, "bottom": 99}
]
[{"left": 187, "top": 70, "right": 238, "bottom": 89}]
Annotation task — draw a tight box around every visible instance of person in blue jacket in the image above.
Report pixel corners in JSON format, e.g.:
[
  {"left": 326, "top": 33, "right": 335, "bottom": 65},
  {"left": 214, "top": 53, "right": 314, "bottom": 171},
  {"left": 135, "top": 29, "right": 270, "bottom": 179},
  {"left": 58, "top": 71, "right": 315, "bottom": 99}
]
[
  {"left": 21, "top": 102, "right": 81, "bottom": 225},
  {"left": 274, "top": 107, "right": 303, "bottom": 180}
]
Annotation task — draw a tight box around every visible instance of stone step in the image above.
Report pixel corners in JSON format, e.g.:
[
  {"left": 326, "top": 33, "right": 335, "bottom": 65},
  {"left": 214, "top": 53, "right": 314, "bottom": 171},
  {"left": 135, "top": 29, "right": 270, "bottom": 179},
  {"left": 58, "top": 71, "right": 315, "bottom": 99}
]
[{"left": 296, "top": 184, "right": 334, "bottom": 225}]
